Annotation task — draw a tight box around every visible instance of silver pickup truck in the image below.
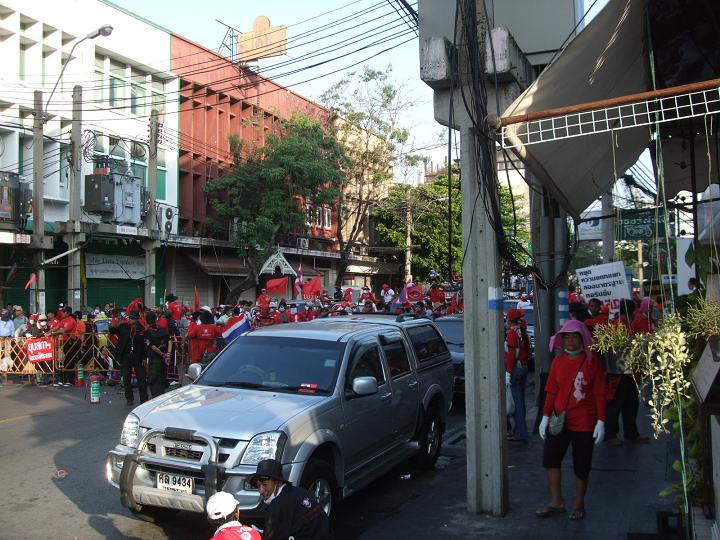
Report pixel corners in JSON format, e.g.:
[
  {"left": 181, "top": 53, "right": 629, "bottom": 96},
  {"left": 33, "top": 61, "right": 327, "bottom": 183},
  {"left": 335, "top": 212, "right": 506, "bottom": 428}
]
[{"left": 106, "top": 315, "right": 454, "bottom": 522}]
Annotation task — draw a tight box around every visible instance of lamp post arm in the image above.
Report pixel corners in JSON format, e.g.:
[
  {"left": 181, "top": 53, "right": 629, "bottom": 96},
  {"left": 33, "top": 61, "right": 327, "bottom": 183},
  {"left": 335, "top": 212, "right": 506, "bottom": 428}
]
[{"left": 44, "top": 37, "right": 86, "bottom": 117}]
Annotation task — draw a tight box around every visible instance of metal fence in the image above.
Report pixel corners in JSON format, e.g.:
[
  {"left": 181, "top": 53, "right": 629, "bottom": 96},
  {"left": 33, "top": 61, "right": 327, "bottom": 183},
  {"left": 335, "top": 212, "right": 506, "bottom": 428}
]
[{"left": 0, "top": 332, "right": 188, "bottom": 384}]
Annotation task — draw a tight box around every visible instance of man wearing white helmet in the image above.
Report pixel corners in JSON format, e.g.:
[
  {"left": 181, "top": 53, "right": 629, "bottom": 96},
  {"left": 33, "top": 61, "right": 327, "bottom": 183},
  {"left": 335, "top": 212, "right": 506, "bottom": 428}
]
[{"left": 206, "top": 492, "right": 261, "bottom": 540}]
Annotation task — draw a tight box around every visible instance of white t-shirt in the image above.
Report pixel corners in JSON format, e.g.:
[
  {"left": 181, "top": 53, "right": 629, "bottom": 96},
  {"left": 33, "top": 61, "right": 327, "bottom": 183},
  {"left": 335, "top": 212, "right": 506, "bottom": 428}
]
[{"left": 382, "top": 288, "right": 395, "bottom": 304}]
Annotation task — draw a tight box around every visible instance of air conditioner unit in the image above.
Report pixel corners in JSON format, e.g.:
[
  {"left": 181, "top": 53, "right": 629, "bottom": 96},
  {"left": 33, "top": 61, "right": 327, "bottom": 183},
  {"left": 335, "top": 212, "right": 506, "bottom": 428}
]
[
  {"left": 155, "top": 202, "right": 178, "bottom": 235},
  {"left": 296, "top": 237, "right": 309, "bottom": 250}
]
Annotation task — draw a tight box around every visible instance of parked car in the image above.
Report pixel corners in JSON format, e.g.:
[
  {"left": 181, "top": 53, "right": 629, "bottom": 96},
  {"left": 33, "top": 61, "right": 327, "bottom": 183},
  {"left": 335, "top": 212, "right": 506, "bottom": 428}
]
[
  {"left": 432, "top": 316, "right": 465, "bottom": 399},
  {"left": 106, "top": 316, "right": 453, "bottom": 523}
]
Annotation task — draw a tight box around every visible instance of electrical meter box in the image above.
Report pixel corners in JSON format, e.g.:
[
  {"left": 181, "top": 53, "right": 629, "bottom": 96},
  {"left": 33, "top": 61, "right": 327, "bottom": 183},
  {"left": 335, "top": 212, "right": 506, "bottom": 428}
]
[
  {"left": 112, "top": 173, "right": 143, "bottom": 226},
  {"left": 0, "top": 171, "right": 20, "bottom": 223},
  {"left": 84, "top": 174, "right": 115, "bottom": 215}
]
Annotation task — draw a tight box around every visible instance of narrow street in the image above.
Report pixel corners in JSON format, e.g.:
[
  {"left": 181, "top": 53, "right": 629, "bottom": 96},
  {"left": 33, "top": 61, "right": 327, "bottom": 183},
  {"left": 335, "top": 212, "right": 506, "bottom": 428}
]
[{"left": 0, "top": 382, "right": 466, "bottom": 539}]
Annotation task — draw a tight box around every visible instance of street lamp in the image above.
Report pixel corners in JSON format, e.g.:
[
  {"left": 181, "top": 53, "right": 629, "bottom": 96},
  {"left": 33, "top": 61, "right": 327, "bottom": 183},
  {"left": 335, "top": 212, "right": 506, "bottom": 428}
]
[{"left": 44, "top": 23, "right": 113, "bottom": 118}]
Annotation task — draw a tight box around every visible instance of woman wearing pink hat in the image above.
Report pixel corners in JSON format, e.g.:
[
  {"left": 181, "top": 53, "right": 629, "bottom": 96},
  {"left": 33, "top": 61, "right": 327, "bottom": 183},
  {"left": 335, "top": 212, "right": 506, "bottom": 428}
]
[{"left": 536, "top": 320, "right": 606, "bottom": 521}]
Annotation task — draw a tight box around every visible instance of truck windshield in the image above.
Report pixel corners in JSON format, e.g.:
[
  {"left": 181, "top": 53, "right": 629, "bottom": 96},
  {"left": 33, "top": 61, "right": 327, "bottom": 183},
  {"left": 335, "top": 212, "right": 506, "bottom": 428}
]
[{"left": 197, "top": 336, "right": 345, "bottom": 394}]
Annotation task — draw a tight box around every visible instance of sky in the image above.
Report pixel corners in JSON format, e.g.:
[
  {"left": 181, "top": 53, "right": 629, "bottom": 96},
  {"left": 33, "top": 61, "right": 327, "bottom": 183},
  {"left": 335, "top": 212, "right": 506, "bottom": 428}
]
[{"left": 111, "top": 0, "right": 609, "bottom": 181}]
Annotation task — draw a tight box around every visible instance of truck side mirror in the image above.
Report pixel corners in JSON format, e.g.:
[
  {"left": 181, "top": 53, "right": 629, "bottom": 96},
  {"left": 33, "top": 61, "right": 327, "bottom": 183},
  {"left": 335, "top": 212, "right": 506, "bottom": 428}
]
[
  {"left": 352, "top": 376, "right": 378, "bottom": 396},
  {"left": 187, "top": 363, "right": 202, "bottom": 381}
]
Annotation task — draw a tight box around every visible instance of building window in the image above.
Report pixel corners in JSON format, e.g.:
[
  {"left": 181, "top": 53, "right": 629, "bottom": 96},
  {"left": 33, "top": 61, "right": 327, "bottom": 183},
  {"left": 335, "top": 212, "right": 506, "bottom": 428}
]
[
  {"left": 19, "top": 44, "right": 27, "bottom": 80},
  {"left": 305, "top": 204, "right": 313, "bottom": 226},
  {"left": 324, "top": 207, "right": 332, "bottom": 229},
  {"left": 42, "top": 51, "right": 51, "bottom": 87},
  {"left": 95, "top": 70, "right": 104, "bottom": 103},
  {"left": 109, "top": 76, "right": 122, "bottom": 107},
  {"left": 131, "top": 163, "right": 146, "bottom": 183},
  {"left": 315, "top": 206, "right": 323, "bottom": 227},
  {"left": 157, "top": 169, "right": 167, "bottom": 200},
  {"left": 59, "top": 146, "right": 69, "bottom": 189}
]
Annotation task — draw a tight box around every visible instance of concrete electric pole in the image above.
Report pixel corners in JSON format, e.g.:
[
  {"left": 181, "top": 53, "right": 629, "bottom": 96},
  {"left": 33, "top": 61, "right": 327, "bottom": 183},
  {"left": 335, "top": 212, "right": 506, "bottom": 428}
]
[
  {"left": 419, "top": 0, "right": 507, "bottom": 515},
  {"left": 602, "top": 189, "right": 614, "bottom": 263},
  {"left": 143, "top": 109, "right": 160, "bottom": 307},
  {"left": 65, "top": 85, "right": 85, "bottom": 309},
  {"left": 32, "top": 90, "right": 46, "bottom": 314}
]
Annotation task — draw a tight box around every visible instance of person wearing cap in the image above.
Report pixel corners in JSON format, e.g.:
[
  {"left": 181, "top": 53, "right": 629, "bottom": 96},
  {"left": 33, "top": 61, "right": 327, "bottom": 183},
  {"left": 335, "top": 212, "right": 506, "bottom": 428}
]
[
  {"left": 187, "top": 309, "right": 222, "bottom": 364},
  {"left": 505, "top": 308, "right": 531, "bottom": 442},
  {"left": 380, "top": 283, "right": 395, "bottom": 305},
  {"left": 536, "top": 320, "right": 606, "bottom": 521},
  {"left": 26, "top": 314, "right": 52, "bottom": 384},
  {"left": 249, "top": 459, "right": 334, "bottom": 540},
  {"left": 14, "top": 312, "right": 35, "bottom": 338},
  {"left": 165, "top": 293, "right": 185, "bottom": 322},
  {"left": 112, "top": 310, "right": 149, "bottom": 405},
  {"left": 359, "top": 286, "right": 375, "bottom": 304},
  {"left": 206, "top": 492, "right": 261, "bottom": 540}
]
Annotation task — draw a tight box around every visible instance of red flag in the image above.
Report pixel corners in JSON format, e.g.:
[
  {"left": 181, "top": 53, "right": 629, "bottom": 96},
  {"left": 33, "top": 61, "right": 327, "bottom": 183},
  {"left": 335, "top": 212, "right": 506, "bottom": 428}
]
[
  {"left": 24, "top": 273, "right": 37, "bottom": 290},
  {"left": 193, "top": 286, "right": 201, "bottom": 312},
  {"left": 303, "top": 275, "right": 322, "bottom": 298},
  {"left": 266, "top": 276, "right": 288, "bottom": 295}
]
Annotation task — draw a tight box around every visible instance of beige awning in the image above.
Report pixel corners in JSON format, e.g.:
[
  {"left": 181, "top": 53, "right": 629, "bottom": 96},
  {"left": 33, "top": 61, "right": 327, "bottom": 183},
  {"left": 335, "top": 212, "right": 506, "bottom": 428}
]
[{"left": 501, "top": 0, "right": 650, "bottom": 219}]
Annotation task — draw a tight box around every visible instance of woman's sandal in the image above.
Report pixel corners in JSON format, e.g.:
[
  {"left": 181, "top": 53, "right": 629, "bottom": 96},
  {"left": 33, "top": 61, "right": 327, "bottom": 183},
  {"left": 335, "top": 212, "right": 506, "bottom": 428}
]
[
  {"left": 569, "top": 508, "right": 586, "bottom": 520},
  {"left": 535, "top": 505, "right": 566, "bottom": 518}
]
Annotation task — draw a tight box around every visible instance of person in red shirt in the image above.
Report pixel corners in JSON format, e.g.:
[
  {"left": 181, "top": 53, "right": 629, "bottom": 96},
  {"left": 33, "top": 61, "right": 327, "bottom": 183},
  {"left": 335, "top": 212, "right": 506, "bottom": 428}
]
[
  {"left": 631, "top": 298, "right": 657, "bottom": 334},
  {"left": 359, "top": 286, "right": 375, "bottom": 304},
  {"left": 256, "top": 288, "right": 271, "bottom": 311},
  {"left": 505, "top": 309, "right": 531, "bottom": 442},
  {"left": 206, "top": 492, "right": 262, "bottom": 540},
  {"left": 187, "top": 310, "right": 222, "bottom": 364},
  {"left": 429, "top": 284, "right": 446, "bottom": 308},
  {"left": 273, "top": 304, "right": 295, "bottom": 324},
  {"left": 165, "top": 294, "right": 185, "bottom": 322},
  {"left": 536, "top": 320, "right": 606, "bottom": 521},
  {"left": 50, "top": 306, "right": 79, "bottom": 386},
  {"left": 343, "top": 287, "right": 354, "bottom": 303},
  {"left": 584, "top": 298, "right": 609, "bottom": 334}
]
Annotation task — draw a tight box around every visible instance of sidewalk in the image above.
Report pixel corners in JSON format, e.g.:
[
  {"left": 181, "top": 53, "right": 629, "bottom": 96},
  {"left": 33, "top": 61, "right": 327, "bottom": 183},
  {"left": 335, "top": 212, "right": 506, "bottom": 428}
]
[{"left": 359, "top": 398, "right": 678, "bottom": 539}]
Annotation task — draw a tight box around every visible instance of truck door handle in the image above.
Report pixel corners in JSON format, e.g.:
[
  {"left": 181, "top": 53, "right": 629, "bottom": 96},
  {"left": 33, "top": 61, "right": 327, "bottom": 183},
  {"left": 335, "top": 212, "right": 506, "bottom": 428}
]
[
  {"left": 379, "top": 392, "right": 392, "bottom": 401},
  {"left": 408, "top": 381, "right": 418, "bottom": 389}
]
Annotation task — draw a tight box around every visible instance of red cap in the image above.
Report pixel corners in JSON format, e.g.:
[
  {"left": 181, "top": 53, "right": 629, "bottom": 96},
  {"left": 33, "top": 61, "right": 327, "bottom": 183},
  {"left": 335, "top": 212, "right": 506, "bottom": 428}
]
[
  {"left": 507, "top": 308, "right": 525, "bottom": 321},
  {"left": 382, "top": 283, "right": 389, "bottom": 289}
]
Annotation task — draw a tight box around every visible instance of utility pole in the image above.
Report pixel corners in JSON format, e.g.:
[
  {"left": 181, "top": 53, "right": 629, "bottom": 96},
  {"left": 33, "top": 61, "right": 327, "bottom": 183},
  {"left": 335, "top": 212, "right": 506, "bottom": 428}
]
[
  {"left": 65, "top": 85, "right": 85, "bottom": 309},
  {"left": 143, "top": 109, "right": 160, "bottom": 307},
  {"left": 602, "top": 189, "right": 614, "bottom": 263},
  {"left": 404, "top": 194, "right": 412, "bottom": 283},
  {"left": 637, "top": 240, "right": 644, "bottom": 296},
  {"left": 32, "top": 90, "right": 46, "bottom": 315}
]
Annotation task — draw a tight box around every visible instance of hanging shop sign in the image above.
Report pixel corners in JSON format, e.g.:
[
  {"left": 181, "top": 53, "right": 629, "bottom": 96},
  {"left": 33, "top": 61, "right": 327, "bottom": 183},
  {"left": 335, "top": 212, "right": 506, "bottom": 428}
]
[{"left": 619, "top": 209, "right": 667, "bottom": 241}]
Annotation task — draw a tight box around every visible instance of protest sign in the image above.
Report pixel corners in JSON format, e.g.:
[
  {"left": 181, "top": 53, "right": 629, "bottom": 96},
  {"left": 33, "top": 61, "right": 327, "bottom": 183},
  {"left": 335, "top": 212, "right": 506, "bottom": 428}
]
[
  {"left": 26, "top": 337, "right": 55, "bottom": 363},
  {"left": 576, "top": 261, "right": 631, "bottom": 302}
]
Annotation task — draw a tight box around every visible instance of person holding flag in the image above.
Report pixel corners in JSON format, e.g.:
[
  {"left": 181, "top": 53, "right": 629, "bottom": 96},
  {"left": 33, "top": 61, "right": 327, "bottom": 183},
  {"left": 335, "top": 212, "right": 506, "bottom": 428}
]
[
  {"left": 294, "top": 266, "right": 304, "bottom": 300},
  {"left": 221, "top": 307, "right": 252, "bottom": 345}
]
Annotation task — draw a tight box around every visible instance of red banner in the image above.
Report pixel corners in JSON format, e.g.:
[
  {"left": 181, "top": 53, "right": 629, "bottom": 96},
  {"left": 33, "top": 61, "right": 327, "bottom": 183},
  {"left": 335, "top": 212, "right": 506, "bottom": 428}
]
[
  {"left": 25, "top": 337, "right": 55, "bottom": 363},
  {"left": 302, "top": 276, "right": 322, "bottom": 299},
  {"left": 266, "top": 276, "right": 288, "bottom": 295}
]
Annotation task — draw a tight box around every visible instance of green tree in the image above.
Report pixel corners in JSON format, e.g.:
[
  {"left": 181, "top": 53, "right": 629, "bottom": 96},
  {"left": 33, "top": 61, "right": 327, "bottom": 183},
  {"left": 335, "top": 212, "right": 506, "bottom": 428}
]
[
  {"left": 206, "top": 115, "right": 349, "bottom": 300},
  {"left": 321, "top": 65, "right": 425, "bottom": 286}
]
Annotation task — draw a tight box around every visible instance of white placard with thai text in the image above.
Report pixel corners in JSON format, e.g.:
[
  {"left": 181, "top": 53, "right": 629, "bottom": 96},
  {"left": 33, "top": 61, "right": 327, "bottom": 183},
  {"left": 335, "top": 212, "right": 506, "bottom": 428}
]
[{"left": 576, "top": 261, "right": 631, "bottom": 301}]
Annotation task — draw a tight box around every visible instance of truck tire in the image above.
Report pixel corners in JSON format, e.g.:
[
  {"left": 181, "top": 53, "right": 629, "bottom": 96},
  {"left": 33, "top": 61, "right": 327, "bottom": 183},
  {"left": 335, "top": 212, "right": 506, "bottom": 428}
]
[
  {"left": 412, "top": 408, "right": 443, "bottom": 470},
  {"left": 130, "top": 505, "right": 179, "bottom": 523},
  {"left": 300, "top": 459, "right": 336, "bottom": 517}
]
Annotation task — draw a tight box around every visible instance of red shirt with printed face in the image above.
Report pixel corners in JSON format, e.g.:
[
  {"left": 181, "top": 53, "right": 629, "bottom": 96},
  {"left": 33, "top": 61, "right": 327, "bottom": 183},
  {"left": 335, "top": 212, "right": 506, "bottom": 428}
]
[{"left": 543, "top": 352, "right": 606, "bottom": 432}]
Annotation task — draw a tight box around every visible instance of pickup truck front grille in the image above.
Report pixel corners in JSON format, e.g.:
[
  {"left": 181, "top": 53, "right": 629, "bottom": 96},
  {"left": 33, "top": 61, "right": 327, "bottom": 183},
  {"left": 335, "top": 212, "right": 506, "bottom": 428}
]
[{"left": 165, "top": 447, "right": 203, "bottom": 460}]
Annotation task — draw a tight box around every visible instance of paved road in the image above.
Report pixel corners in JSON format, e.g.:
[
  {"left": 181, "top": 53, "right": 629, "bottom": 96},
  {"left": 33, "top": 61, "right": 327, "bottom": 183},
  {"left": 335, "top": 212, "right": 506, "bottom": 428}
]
[{"left": 0, "top": 381, "right": 465, "bottom": 540}]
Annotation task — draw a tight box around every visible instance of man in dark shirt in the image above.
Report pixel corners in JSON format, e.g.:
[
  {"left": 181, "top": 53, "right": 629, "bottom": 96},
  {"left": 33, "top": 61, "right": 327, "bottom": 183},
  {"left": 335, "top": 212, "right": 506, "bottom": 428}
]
[
  {"left": 249, "top": 459, "right": 333, "bottom": 540},
  {"left": 144, "top": 312, "right": 170, "bottom": 398},
  {"left": 112, "top": 310, "right": 148, "bottom": 406}
]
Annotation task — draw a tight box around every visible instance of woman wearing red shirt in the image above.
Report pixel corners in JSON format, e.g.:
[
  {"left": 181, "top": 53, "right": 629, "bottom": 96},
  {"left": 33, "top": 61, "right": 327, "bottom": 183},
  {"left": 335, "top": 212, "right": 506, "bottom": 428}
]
[
  {"left": 536, "top": 320, "right": 606, "bottom": 521},
  {"left": 187, "top": 311, "right": 222, "bottom": 364}
]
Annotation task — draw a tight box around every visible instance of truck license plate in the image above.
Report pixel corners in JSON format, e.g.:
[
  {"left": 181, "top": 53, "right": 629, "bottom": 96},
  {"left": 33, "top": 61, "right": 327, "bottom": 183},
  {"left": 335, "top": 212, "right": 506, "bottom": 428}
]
[{"left": 156, "top": 472, "right": 194, "bottom": 494}]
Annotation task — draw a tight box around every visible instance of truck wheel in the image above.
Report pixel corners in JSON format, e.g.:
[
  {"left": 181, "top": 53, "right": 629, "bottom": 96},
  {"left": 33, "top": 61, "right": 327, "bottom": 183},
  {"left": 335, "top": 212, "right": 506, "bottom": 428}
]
[
  {"left": 130, "top": 505, "right": 179, "bottom": 523},
  {"left": 412, "top": 408, "right": 443, "bottom": 470},
  {"left": 300, "top": 459, "right": 336, "bottom": 517}
]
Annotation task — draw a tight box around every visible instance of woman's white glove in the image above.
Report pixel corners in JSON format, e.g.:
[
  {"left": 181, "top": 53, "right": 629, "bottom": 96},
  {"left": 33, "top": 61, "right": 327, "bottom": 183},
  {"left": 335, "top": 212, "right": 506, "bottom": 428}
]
[
  {"left": 505, "top": 372, "right": 511, "bottom": 385},
  {"left": 539, "top": 415, "right": 549, "bottom": 440},
  {"left": 593, "top": 420, "right": 605, "bottom": 445}
]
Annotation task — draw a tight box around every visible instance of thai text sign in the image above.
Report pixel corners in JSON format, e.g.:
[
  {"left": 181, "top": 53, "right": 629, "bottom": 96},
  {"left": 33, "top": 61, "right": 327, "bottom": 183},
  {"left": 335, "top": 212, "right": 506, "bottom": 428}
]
[
  {"left": 85, "top": 253, "right": 145, "bottom": 280},
  {"left": 26, "top": 337, "right": 54, "bottom": 363},
  {"left": 619, "top": 209, "right": 666, "bottom": 240},
  {"left": 576, "top": 261, "right": 631, "bottom": 301}
]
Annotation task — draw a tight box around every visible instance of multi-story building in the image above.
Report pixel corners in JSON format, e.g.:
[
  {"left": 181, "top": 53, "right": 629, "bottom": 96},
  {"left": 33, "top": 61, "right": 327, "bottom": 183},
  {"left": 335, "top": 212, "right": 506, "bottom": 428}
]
[{"left": 0, "top": 0, "right": 396, "bottom": 311}]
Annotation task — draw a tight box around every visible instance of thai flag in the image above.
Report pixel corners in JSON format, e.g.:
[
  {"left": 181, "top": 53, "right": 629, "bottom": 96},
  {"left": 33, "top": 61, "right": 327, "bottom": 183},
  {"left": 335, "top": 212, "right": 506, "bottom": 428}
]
[
  {"left": 222, "top": 313, "right": 251, "bottom": 343},
  {"left": 294, "top": 265, "right": 304, "bottom": 298}
]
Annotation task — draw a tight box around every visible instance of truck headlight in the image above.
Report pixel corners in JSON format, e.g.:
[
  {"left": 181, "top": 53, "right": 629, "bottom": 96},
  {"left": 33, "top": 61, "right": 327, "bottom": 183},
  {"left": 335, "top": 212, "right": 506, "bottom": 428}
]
[
  {"left": 120, "top": 413, "right": 140, "bottom": 448},
  {"left": 241, "top": 431, "right": 286, "bottom": 465}
]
